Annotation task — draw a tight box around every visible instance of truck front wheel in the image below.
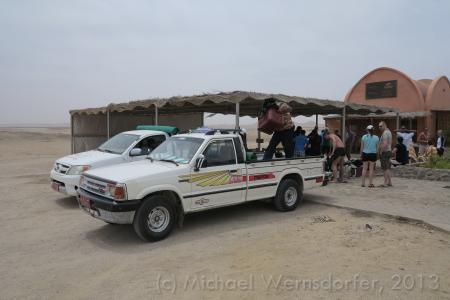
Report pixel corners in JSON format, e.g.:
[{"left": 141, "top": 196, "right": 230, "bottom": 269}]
[
  {"left": 274, "top": 178, "right": 302, "bottom": 211},
  {"left": 133, "top": 195, "right": 175, "bottom": 242}
]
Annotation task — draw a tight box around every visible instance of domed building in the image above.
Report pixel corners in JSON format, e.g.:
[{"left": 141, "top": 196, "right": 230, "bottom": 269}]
[{"left": 326, "top": 67, "right": 450, "bottom": 148}]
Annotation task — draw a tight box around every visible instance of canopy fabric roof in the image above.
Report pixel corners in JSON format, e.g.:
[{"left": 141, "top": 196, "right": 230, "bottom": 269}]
[{"left": 70, "top": 91, "right": 397, "bottom": 117}]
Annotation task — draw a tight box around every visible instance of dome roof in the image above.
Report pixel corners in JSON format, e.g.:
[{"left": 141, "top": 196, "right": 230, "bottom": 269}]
[
  {"left": 345, "top": 67, "right": 449, "bottom": 113},
  {"left": 415, "top": 79, "right": 432, "bottom": 98}
]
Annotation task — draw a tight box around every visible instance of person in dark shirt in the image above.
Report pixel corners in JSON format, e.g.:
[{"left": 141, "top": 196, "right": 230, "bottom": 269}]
[
  {"left": 345, "top": 126, "right": 356, "bottom": 160},
  {"left": 307, "top": 126, "right": 322, "bottom": 156},
  {"left": 392, "top": 136, "right": 409, "bottom": 165}
]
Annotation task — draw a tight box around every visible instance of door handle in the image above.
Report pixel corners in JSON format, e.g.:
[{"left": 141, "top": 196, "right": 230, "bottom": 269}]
[{"left": 230, "top": 170, "right": 238, "bottom": 173}]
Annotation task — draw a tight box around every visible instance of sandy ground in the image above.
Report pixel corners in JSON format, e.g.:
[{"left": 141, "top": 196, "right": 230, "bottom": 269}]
[
  {"left": 0, "top": 128, "right": 449, "bottom": 299},
  {"left": 308, "top": 177, "right": 450, "bottom": 232}
]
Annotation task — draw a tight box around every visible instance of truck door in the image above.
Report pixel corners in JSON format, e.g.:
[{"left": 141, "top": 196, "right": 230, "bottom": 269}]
[{"left": 188, "top": 138, "right": 246, "bottom": 210}]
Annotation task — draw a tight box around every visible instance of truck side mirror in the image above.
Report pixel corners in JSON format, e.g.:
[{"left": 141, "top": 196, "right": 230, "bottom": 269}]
[
  {"left": 194, "top": 154, "right": 206, "bottom": 172},
  {"left": 129, "top": 148, "right": 142, "bottom": 156}
]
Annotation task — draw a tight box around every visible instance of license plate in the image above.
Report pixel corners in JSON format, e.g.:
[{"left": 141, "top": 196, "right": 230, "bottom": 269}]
[
  {"left": 51, "top": 181, "right": 60, "bottom": 191},
  {"left": 79, "top": 195, "right": 91, "bottom": 209}
]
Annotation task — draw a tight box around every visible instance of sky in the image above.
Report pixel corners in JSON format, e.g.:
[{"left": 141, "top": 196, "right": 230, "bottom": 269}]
[{"left": 1, "top": 0, "right": 449, "bottom": 125}]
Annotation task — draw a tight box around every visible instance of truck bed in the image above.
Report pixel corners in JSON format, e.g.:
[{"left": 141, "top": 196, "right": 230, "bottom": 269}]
[{"left": 244, "top": 154, "right": 324, "bottom": 201}]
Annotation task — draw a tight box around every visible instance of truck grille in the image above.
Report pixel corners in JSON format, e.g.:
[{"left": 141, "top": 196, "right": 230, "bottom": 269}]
[
  {"left": 81, "top": 176, "right": 108, "bottom": 196},
  {"left": 54, "top": 163, "right": 70, "bottom": 174}
]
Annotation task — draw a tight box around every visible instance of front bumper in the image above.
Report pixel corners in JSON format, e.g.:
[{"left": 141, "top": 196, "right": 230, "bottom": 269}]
[
  {"left": 50, "top": 169, "right": 80, "bottom": 196},
  {"left": 77, "top": 188, "right": 140, "bottom": 224}
]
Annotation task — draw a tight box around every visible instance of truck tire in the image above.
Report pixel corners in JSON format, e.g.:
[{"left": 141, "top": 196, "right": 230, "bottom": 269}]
[
  {"left": 274, "top": 178, "right": 302, "bottom": 211},
  {"left": 133, "top": 195, "right": 175, "bottom": 242}
]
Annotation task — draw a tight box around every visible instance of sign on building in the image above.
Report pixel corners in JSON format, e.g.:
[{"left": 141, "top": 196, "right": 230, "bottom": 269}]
[{"left": 366, "top": 80, "right": 397, "bottom": 99}]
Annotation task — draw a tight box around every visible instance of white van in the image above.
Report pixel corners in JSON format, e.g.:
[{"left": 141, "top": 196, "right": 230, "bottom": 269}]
[{"left": 50, "top": 127, "right": 174, "bottom": 196}]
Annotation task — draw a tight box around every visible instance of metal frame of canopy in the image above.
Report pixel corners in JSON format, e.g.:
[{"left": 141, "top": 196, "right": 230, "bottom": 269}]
[{"left": 69, "top": 91, "right": 398, "bottom": 153}]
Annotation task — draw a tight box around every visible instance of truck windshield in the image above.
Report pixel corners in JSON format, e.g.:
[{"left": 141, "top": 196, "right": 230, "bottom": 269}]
[
  {"left": 97, "top": 133, "right": 140, "bottom": 154},
  {"left": 149, "top": 136, "right": 204, "bottom": 164}
]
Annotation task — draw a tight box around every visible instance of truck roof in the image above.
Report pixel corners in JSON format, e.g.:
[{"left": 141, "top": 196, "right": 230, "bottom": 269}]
[{"left": 121, "top": 130, "right": 168, "bottom": 137}]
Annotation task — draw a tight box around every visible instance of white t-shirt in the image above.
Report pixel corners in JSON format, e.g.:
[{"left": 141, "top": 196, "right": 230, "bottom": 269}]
[
  {"left": 437, "top": 136, "right": 443, "bottom": 149},
  {"left": 380, "top": 129, "right": 392, "bottom": 152},
  {"left": 397, "top": 132, "right": 414, "bottom": 149}
]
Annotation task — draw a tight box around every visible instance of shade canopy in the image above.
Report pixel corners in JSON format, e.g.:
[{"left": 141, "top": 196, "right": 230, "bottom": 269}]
[{"left": 70, "top": 91, "right": 397, "bottom": 117}]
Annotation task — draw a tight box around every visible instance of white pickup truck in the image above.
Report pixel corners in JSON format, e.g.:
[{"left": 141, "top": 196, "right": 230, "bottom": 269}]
[
  {"left": 77, "top": 130, "right": 325, "bottom": 241},
  {"left": 50, "top": 129, "right": 169, "bottom": 196}
]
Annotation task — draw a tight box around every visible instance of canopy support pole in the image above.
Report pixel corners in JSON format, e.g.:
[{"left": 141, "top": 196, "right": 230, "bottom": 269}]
[
  {"left": 154, "top": 105, "right": 159, "bottom": 125},
  {"left": 70, "top": 114, "right": 74, "bottom": 154},
  {"left": 396, "top": 113, "right": 400, "bottom": 130},
  {"left": 342, "top": 105, "right": 346, "bottom": 142},
  {"left": 106, "top": 108, "right": 110, "bottom": 139},
  {"left": 409, "top": 118, "right": 412, "bottom": 130},
  {"left": 235, "top": 102, "right": 240, "bottom": 130},
  {"left": 315, "top": 114, "right": 318, "bottom": 127},
  {"left": 257, "top": 130, "right": 262, "bottom": 152}
]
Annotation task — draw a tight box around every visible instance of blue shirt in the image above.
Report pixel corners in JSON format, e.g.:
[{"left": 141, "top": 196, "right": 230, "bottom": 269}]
[
  {"left": 294, "top": 135, "right": 308, "bottom": 152},
  {"left": 361, "top": 134, "right": 379, "bottom": 154}
]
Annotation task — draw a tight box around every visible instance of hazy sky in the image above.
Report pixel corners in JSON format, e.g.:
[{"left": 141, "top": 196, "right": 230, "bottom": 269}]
[{"left": 1, "top": 0, "right": 449, "bottom": 125}]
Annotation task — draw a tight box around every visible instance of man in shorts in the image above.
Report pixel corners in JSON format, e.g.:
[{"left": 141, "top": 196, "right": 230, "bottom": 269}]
[
  {"left": 378, "top": 121, "right": 393, "bottom": 187},
  {"left": 324, "top": 130, "right": 346, "bottom": 183}
]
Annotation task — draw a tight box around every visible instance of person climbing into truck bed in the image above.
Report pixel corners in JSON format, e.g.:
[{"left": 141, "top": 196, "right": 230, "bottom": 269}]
[{"left": 262, "top": 100, "right": 295, "bottom": 160}]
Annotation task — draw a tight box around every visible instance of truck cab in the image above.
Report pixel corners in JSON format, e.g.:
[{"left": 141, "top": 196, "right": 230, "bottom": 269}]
[
  {"left": 50, "top": 128, "right": 172, "bottom": 196},
  {"left": 77, "top": 130, "right": 324, "bottom": 241}
]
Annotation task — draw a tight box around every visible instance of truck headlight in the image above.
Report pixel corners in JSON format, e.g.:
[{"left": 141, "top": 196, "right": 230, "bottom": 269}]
[
  {"left": 66, "top": 165, "right": 90, "bottom": 175},
  {"left": 79, "top": 175, "right": 86, "bottom": 188},
  {"left": 106, "top": 183, "right": 127, "bottom": 201}
]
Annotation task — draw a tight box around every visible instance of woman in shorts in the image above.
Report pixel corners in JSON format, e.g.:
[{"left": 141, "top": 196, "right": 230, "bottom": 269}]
[{"left": 360, "top": 125, "right": 379, "bottom": 187}]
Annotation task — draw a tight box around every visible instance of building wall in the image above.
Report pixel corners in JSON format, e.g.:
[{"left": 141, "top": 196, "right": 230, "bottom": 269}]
[
  {"left": 345, "top": 67, "right": 425, "bottom": 112},
  {"left": 342, "top": 67, "right": 450, "bottom": 139},
  {"left": 427, "top": 76, "right": 450, "bottom": 111}
]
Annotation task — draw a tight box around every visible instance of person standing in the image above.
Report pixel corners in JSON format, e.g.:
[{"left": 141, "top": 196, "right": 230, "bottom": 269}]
[
  {"left": 324, "top": 130, "right": 346, "bottom": 183},
  {"left": 307, "top": 126, "right": 322, "bottom": 156},
  {"left": 417, "top": 128, "right": 429, "bottom": 155},
  {"left": 395, "top": 126, "right": 415, "bottom": 151},
  {"left": 345, "top": 126, "right": 356, "bottom": 160},
  {"left": 436, "top": 129, "right": 446, "bottom": 157},
  {"left": 293, "top": 129, "right": 308, "bottom": 157},
  {"left": 262, "top": 102, "right": 295, "bottom": 160},
  {"left": 360, "top": 125, "right": 379, "bottom": 187},
  {"left": 378, "top": 121, "right": 393, "bottom": 187}
]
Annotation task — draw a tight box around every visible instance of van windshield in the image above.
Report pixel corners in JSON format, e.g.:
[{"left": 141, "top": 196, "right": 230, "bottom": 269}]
[
  {"left": 97, "top": 133, "right": 140, "bottom": 154},
  {"left": 149, "top": 137, "right": 204, "bottom": 164}
]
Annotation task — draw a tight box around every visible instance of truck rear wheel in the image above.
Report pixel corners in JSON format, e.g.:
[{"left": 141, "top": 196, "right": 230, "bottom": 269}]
[
  {"left": 274, "top": 178, "right": 302, "bottom": 211},
  {"left": 133, "top": 195, "right": 175, "bottom": 242}
]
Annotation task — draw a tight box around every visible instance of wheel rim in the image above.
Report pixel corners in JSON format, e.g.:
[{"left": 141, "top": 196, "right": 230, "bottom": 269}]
[
  {"left": 284, "top": 186, "right": 298, "bottom": 206},
  {"left": 147, "top": 206, "right": 170, "bottom": 233}
]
